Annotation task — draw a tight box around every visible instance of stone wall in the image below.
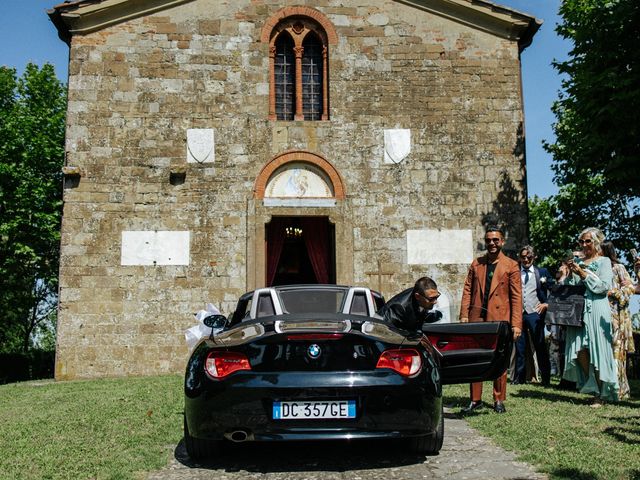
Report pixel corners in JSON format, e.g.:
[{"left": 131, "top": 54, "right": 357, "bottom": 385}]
[{"left": 56, "top": 0, "right": 528, "bottom": 379}]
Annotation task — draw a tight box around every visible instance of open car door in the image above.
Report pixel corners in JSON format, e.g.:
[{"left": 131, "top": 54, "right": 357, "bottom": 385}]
[{"left": 421, "top": 321, "right": 512, "bottom": 385}]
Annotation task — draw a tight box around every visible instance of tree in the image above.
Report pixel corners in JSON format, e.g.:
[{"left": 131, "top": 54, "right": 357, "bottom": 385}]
[
  {"left": 0, "top": 63, "right": 66, "bottom": 352},
  {"left": 528, "top": 196, "right": 565, "bottom": 271},
  {"left": 544, "top": 0, "right": 640, "bottom": 256}
]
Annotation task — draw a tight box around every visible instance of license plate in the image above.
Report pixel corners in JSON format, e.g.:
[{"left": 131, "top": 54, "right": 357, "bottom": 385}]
[{"left": 272, "top": 400, "right": 356, "bottom": 420}]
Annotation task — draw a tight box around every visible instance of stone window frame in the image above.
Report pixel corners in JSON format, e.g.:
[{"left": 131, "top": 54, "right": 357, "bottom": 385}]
[{"left": 260, "top": 7, "right": 338, "bottom": 121}]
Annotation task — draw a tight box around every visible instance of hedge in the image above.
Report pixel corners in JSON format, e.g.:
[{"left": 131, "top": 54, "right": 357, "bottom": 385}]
[{"left": 0, "top": 350, "right": 55, "bottom": 384}]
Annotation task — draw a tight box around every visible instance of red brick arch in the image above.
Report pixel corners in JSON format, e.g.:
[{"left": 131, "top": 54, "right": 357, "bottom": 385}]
[
  {"left": 254, "top": 150, "right": 345, "bottom": 200},
  {"left": 259, "top": 6, "right": 338, "bottom": 45}
]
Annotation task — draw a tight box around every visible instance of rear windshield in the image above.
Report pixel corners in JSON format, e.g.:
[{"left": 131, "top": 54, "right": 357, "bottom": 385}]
[{"left": 279, "top": 289, "right": 347, "bottom": 314}]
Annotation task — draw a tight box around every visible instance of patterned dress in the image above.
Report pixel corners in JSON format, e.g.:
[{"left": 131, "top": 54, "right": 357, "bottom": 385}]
[
  {"left": 608, "top": 263, "right": 636, "bottom": 399},
  {"left": 563, "top": 256, "right": 619, "bottom": 401}
]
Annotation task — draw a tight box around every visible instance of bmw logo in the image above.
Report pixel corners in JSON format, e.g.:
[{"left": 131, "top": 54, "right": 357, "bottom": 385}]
[{"left": 307, "top": 344, "right": 321, "bottom": 359}]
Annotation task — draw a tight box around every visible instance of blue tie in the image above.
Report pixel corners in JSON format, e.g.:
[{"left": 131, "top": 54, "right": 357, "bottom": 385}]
[{"left": 524, "top": 269, "right": 530, "bottom": 284}]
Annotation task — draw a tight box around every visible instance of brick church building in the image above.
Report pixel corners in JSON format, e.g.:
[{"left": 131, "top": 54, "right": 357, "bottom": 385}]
[{"left": 49, "top": 0, "right": 540, "bottom": 379}]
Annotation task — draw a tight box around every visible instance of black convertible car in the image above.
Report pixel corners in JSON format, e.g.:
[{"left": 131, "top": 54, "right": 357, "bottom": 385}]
[{"left": 184, "top": 284, "right": 512, "bottom": 459}]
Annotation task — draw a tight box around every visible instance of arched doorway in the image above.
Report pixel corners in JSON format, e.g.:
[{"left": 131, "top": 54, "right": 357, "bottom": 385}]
[
  {"left": 249, "top": 150, "right": 349, "bottom": 290},
  {"left": 266, "top": 216, "right": 335, "bottom": 286}
]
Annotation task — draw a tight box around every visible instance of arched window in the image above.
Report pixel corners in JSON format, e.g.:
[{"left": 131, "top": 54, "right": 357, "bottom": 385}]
[
  {"left": 266, "top": 15, "right": 331, "bottom": 121},
  {"left": 274, "top": 33, "right": 295, "bottom": 121},
  {"left": 301, "top": 33, "right": 323, "bottom": 121}
]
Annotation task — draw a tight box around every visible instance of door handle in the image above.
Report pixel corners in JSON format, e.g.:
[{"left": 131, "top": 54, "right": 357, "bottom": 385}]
[{"left": 436, "top": 341, "right": 449, "bottom": 349}]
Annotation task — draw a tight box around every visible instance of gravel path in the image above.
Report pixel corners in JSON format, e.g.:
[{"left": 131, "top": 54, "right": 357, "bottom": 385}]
[{"left": 147, "top": 413, "right": 547, "bottom": 480}]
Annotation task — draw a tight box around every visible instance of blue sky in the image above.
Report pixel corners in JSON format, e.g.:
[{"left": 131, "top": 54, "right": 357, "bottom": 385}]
[
  {"left": 2, "top": 0, "right": 568, "bottom": 198},
  {"left": 500, "top": 0, "right": 570, "bottom": 199}
]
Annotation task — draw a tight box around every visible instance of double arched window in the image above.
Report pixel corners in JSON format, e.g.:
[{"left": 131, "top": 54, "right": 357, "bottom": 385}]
[{"left": 265, "top": 12, "right": 334, "bottom": 121}]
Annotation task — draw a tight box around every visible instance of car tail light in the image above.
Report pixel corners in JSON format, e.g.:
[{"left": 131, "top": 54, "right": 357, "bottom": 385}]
[
  {"left": 376, "top": 349, "right": 422, "bottom": 377},
  {"left": 205, "top": 351, "right": 251, "bottom": 379}
]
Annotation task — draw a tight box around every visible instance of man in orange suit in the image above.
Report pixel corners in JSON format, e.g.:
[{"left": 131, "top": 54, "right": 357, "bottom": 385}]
[{"left": 459, "top": 226, "right": 522, "bottom": 413}]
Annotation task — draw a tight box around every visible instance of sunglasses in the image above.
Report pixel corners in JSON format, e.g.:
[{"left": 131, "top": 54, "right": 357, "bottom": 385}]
[
  {"left": 484, "top": 238, "right": 502, "bottom": 244},
  {"left": 578, "top": 239, "right": 593, "bottom": 245},
  {"left": 519, "top": 255, "right": 533, "bottom": 260},
  {"left": 419, "top": 292, "right": 441, "bottom": 302}
]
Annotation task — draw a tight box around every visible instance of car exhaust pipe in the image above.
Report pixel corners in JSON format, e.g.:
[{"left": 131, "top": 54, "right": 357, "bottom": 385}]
[{"left": 228, "top": 430, "right": 249, "bottom": 442}]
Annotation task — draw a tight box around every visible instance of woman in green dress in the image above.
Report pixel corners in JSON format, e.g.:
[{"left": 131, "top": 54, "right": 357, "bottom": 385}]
[{"left": 560, "top": 227, "right": 619, "bottom": 404}]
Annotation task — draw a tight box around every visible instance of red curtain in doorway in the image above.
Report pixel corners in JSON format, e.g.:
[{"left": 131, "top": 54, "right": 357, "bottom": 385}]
[
  {"left": 266, "top": 217, "right": 287, "bottom": 286},
  {"left": 302, "top": 217, "right": 329, "bottom": 284}
]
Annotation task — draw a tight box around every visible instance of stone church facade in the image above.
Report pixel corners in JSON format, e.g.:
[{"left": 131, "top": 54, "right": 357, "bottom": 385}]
[{"left": 49, "top": 0, "right": 540, "bottom": 379}]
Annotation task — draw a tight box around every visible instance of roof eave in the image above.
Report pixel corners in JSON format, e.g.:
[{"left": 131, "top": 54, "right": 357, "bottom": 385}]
[
  {"left": 517, "top": 16, "right": 542, "bottom": 53},
  {"left": 47, "top": 0, "right": 195, "bottom": 42},
  {"left": 48, "top": 0, "right": 541, "bottom": 52},
  {"left": 48, "top": 7, "right": 73, "bottom": 46},
  {"left": 395, "top": 0, "right": 542, "bottom": 52}
]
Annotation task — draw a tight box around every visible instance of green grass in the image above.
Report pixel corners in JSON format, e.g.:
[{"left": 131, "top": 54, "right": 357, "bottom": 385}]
[
  {"left": 0, "top": 375, "right": 183, "bottom": 480},
  {"left": 444, "top": 379, "right": 640, "bottom": 480},
  {"left": 2, "top": 375, "right": 639, "bottom": 479}
]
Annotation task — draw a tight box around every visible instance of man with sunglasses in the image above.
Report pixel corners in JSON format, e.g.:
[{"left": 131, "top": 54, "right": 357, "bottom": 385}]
[
  {"left": 380, "top": 276, "right": 443, "bottom": 331},
  {"left": 514, "top": 245, "right": 552, "bottom": 386},
  {"left": 460, "top": 227, "right": 522, "bottom": 413}
]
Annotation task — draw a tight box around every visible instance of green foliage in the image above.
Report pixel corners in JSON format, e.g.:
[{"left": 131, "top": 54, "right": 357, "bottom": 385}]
[
  {"left": 528, "top": 196, "right": 571, "bottom": 271},
  {"left": 543, "top": 0, "right": 640, "bottom": 257},
  {"left": 445, "top": 380, "right": 640, "bottom": 480},
  {"left": 0, "top": 350, "right": 55, "bottom": 384},
  {"left": 0, "top": 63, "right": 66, "bottom": 353},
  {"left": 0, "top": 375, "right": 183, "bottom": 479}
]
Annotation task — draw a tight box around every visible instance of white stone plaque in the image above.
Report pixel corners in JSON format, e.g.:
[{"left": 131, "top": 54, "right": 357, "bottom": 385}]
[
  {"left": 187, "top": 129, "right": 214, "bottom": 163},
  {"left": 121, "top": 231, "right": 190, "bottom": 266},
  {"left": 384, "top": 129, "right": 411, "bottom": 164},
  {"left": 406, "top": 229, "right": 473, "bottom": 265}
]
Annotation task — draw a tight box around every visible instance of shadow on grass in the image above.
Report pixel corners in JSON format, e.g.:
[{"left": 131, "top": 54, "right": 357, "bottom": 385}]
[
  {"left": 443, "top": 395, "right": 496, "bottom": 417},
  {"left": 511, "top": 384, "right": 640, "bottom": 408},
  {"left": 174, "top": 437, "right": 429, "bottom": 472},
  {"left": 603, "top": 414, "right": 640, "bottom": 444},
  {"left": 508, "top": 386, "right": 585, "bottom": 404},
  {"left": 549, "top": 468, "right": 598, "bottom": 480},
  {"left": 550, "top": 467, "right": 640, "bottom": 480}
]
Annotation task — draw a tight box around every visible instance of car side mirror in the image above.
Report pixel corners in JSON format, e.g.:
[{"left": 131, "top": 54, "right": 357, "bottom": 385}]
[{"left": 203, "top": 314, "right": 227, "bottom": 329}]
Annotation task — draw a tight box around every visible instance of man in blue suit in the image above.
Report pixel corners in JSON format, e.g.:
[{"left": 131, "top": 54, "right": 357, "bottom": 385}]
[{"left": 514, "top": 245, "right": 553, "bottom": 386}]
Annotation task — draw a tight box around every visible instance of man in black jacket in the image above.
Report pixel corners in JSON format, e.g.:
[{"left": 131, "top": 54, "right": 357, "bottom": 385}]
[{"left": 379, "top": 276, "right": 442, "bottom": 331}]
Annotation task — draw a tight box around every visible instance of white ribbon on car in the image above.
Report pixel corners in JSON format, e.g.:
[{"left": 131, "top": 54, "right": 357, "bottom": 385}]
[{"left": 184, "top": 303, "right": 222, "bottom": 353}]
